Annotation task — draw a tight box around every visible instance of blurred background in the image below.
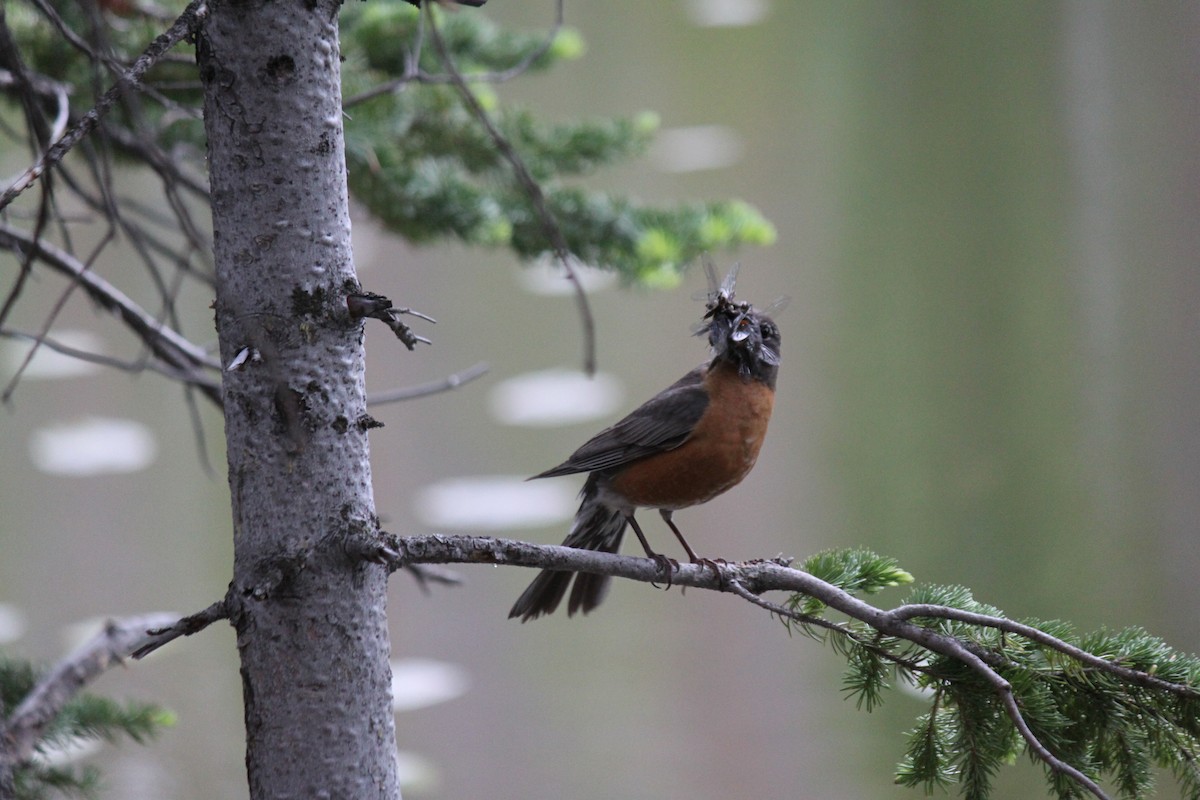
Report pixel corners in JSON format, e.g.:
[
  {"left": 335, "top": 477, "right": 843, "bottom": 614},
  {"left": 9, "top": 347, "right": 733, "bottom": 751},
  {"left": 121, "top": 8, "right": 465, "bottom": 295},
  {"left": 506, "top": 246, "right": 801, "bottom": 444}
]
[{"left": 3, "top": 1, "right": 1200, "bottom": 798}]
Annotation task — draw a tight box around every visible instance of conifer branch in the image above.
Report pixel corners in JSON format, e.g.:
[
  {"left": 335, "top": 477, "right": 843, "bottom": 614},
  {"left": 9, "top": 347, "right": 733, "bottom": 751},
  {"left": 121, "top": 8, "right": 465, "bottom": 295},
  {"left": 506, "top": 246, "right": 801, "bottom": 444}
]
[
  {"left": 1, "top": 613, "right": 178, "bottom": 766},
  {"left": 425, "top": 6, "right": 597, "bottom": 374},
  {"left": 395, "top": 534, "right": 1200, "bottom": 799}
]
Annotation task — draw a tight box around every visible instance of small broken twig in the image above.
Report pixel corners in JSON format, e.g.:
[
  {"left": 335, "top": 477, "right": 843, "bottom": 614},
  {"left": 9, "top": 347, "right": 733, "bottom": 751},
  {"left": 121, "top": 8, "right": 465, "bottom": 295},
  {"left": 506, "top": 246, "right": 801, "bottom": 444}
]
[
  {"left": 130, "top": 599, "right": 230, "bottom": 660},
  {"left": 347, "top": 291, "right": 434, "bottom": 350}
]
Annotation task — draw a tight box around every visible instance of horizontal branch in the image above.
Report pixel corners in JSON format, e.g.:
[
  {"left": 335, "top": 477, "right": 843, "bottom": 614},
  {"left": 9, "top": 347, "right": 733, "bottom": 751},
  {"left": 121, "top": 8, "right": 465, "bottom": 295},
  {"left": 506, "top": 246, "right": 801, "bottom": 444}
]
[
  {"left": 388, "top": 537, "right": 1154, "bottom": 699},
  {"left": 890, "top": 603, "right": 1200, "bottom": 700},
  {"left": 393, "top": 533, "right": 711, "bottom": 585},
  {"left": 394, "top": 536, "right": 1186, "bottom": 704},
  {"left": 0, "top": 612, "right": 179, "bottom": 766},
  {"left": 398, "top": 534, "right": 1191, "bottom": 800}
]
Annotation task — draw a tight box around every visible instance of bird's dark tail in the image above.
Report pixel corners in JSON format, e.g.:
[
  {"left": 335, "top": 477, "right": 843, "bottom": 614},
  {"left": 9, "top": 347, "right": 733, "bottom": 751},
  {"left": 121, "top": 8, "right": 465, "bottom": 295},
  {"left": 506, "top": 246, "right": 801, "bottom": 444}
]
[{"left": 509, "top": 478, "right": 627, "bottom": 622}]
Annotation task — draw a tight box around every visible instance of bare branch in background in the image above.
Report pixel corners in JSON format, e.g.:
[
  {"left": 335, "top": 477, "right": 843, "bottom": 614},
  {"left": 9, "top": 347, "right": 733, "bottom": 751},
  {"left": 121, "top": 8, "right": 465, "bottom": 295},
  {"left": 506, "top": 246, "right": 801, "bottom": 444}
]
[
  {"left": 424, "top": 5, "right": 597, "bottom": 375},
  {"left": 0, "top": 8, "right": 63, "bottom": 338},
  {"left": 367, "top": 361, "right": 488, "bottom": 406},
  {"left": 0, "top": 223, "right": 220, "bottom": 404},
  {"left": 0, "top": 70, "right": 70, "bottom": 150},
  {"left": 0, "top": 326, "right": 221, "bottom": 395},
  {"left": 1, "top": 0, "right": 213, "bottom": 418},
  {"left": 0, "top": 0, "right": 209, "bottom": 211}
]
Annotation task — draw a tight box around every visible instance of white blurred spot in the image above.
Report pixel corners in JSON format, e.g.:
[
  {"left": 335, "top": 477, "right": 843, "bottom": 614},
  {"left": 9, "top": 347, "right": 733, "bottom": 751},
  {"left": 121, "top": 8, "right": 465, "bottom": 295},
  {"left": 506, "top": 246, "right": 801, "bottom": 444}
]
[
  {"left": 33, "top": 736, "right": 102, "bottom": 767},
  {"left": 414, "top": 475, "right": 576, "bottom": 531},
  {"left": 897, "top": 671, "right": 937, "bottom": 702},
  {"left": 29, "top": 417, "right": 158, "bottom": 476},
  {"left": 0, "top": 604, "right": 27, "bottom": 644},
  {"left": 489, "top": 369, "right": 624, "bottom": 428},
  {"left": 60, "top": 616, "right": 110, "bottom": 652},
  {"left": 515, "top": 257, "right": 618, "bottom": 296},
  {"left": 2, "top": 330, "right": 103, "bottom": 380},
  {"left": 104, "top": 753, "right": 174, "bottom": 797},
  {"left": 396, "top": 751, "right": 440, "bottom": 794},
  {"left": 650, "top": 125, "right": 745, "bottom": 173},
  {"left": 684, "top": 0, "right": 771, "bottom": 27},
  {"left": 391, "top": 658, "right": 471, "bottom": 713}
]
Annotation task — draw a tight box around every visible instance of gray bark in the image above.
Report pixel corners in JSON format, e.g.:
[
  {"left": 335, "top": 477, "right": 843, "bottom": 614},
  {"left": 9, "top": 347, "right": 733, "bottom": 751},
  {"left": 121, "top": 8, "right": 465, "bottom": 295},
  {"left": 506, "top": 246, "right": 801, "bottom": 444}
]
[{"left": 198, "top": 1, "right": 399, "bottom": 797}]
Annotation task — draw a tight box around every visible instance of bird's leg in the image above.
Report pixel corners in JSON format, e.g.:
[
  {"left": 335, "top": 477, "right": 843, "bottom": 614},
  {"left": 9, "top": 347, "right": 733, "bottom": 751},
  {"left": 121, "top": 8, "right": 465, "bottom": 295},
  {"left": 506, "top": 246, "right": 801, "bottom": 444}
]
[
  {"left": 626, "top": 513, "right": 677, "bottom": 587},
  {"left": 658, "top": 509, "right": 700, "bottom": 561},
  {"left": 660, "top": 509, "right": 722, "bottom": 577}
]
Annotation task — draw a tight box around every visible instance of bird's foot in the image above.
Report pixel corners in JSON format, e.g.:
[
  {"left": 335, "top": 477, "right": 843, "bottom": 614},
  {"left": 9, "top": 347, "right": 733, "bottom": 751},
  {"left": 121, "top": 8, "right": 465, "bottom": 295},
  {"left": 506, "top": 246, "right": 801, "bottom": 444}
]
[
  {"left": 692, "top": 557, "right": 729, "bottom": 588},
  {"left": 648, "top": 554, "right": 680, "bottom": 589}
]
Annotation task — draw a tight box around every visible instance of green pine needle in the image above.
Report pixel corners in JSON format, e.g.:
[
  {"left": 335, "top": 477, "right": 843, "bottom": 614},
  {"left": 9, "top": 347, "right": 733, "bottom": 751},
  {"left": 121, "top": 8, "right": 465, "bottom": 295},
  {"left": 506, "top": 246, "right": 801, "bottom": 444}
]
[
  {"left": 2, "top": 657, "right": 173, "bottom": 800},
  {"left": 794, "top": 548, "right": 915, "bottom": 615}
]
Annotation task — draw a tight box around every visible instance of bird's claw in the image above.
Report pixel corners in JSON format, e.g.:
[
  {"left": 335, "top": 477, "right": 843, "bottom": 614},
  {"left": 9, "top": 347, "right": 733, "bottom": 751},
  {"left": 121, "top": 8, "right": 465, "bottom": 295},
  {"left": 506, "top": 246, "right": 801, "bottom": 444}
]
[{"left": 648, "top": 554, "right": 680, "bottom": 590}]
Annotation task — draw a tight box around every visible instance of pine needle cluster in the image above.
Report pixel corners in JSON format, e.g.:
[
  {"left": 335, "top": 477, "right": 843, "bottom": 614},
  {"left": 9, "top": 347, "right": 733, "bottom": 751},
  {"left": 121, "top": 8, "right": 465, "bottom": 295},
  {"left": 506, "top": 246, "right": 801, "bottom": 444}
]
[
  {"left": 4, "top": 1, "right": 775, "bottom": 286},
  {"left": 5, "top": 1, "right": 775, "bottom": 283},
  {"left": 1, "top": 657, "right": 174, "bottom": 800},
  {"left": 340, "top": 2, "right": 775, "bottom": 282},
  {"left": 783, "top": 549, "right": 1200, "bottom": 799}
]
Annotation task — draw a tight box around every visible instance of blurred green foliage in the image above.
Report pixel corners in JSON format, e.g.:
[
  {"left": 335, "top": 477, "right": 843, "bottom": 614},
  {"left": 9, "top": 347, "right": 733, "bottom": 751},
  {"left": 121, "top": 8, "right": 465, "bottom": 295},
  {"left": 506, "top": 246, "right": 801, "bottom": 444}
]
[
  {"left": 342, "top": 2, "right": 774, "bottom": 282},
  {"left": 1, "top": 657, "right": 174, "bottom": 800},
  {"left": 4, "top": 0, "right": 775, "bottom": 284}
]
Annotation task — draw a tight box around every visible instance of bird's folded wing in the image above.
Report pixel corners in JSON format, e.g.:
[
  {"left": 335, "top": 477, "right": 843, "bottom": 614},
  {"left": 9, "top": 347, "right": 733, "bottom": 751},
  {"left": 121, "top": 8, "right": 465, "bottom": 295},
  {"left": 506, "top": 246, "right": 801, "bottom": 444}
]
[{"left": 530, "top": 365, "right": 710, "bottom": 478}]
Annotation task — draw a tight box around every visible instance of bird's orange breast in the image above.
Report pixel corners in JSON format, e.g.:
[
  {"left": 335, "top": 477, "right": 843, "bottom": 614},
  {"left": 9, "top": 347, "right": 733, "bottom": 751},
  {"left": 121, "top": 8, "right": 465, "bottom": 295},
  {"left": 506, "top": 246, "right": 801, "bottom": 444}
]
[{"left": 606, "top": 360, "right": 774, "bottom": 510}]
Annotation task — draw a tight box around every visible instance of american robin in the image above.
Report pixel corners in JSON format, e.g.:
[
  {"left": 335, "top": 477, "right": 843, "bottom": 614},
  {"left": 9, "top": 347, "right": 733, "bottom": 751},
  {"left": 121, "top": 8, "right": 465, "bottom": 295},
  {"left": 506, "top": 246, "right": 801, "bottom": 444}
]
[{"left": 509, "top": 283, "right": 780, "bottom": 621}]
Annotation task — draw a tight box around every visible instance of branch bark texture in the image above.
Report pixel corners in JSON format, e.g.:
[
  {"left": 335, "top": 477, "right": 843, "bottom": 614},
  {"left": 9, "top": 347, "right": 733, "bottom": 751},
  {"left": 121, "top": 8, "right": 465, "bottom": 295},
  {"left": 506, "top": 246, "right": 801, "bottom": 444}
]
[
  {"left": 198, "top": 1, "right": 398, "bottom": 796},
  {"left": 0, "top": 613, "right": 178, "bottom": 791}
]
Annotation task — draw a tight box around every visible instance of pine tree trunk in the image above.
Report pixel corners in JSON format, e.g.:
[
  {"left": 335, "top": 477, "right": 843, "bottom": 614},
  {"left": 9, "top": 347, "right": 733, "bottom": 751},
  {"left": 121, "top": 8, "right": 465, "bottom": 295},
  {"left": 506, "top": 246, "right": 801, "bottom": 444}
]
[{"left": 197, "top": 1, "right": 400, "bottom": 796}]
